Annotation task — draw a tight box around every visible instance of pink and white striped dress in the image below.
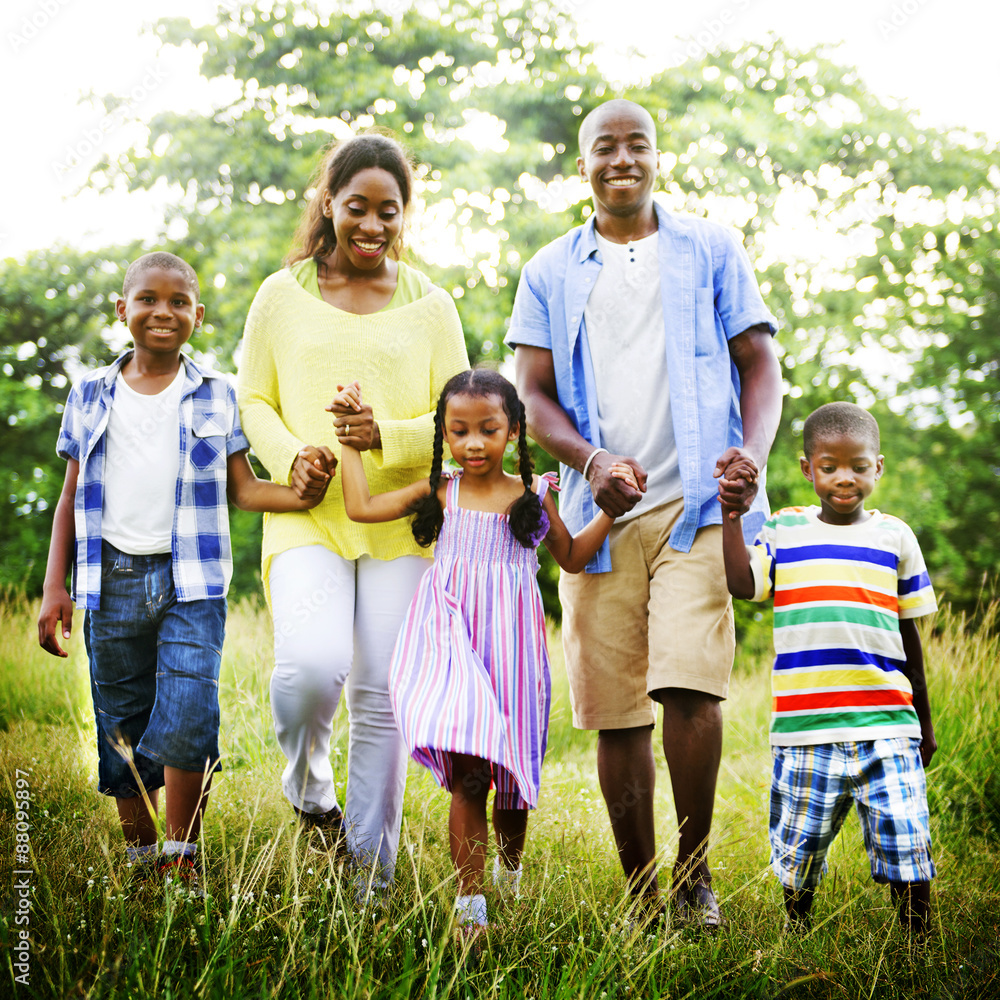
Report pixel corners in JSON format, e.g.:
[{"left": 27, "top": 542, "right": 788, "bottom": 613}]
[{"left": 388, "top": 472, "right": 553, "bottom": 809}]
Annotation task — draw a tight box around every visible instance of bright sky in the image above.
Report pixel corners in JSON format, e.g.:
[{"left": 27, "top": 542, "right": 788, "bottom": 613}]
[{"left": 2, "top": 0, "right": 997, "bottom": 261}]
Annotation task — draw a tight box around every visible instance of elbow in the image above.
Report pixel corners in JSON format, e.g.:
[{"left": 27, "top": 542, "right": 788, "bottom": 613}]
[
  {"left": 343, "top": 503, "right": 370, "bottom": 524},
  {"left": 560, "top": 552, "right": 590, "bottom": 575}
]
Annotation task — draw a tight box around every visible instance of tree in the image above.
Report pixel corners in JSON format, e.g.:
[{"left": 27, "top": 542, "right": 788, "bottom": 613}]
[
  {"left": 0, "top": 245, "right": 137, "bottom": 593},
  {"left": 4, "top": 1, "right": 998, "bottom": 615}
]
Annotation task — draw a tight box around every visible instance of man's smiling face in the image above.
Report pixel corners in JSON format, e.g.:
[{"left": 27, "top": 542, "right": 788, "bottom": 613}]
[{"left": 577, "top": 101, "right": 659, "bottom": 220}]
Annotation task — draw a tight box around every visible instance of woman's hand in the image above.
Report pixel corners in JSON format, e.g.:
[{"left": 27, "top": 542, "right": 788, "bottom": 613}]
[
  {"left": 326, "top": 381, "right": 381, "bottom": 451},
  {"left": 291, "top": 445, "right": 336, "bottom": 499}
]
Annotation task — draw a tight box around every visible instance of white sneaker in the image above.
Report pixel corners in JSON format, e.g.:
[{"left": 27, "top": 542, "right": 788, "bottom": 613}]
[{"left": 492, "top": 855, "right": 522, "bottom": 898}]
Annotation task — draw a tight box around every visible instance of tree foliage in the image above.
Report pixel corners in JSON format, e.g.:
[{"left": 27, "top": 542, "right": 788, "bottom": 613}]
[{"left": 3, "top": 0, "right": 998, "bottom": 614}]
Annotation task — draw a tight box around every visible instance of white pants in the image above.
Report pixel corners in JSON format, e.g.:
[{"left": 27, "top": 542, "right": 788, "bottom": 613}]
[{"left": 268, "top": 546, "right": 429, "bottom": 883}]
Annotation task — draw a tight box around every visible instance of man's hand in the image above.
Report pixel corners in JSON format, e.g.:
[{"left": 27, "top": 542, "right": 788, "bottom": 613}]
[
  {"left": 589, "top": 451, "right": 646, "bottom": 518},
  {"left": 714, "top": 447, "right": 759, "bottom": 519}
]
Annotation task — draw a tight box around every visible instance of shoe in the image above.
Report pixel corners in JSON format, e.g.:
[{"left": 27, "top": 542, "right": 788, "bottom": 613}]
[
  {"left": 294, "top": 805, "right": 348, "bottom": 858},
  {"left": 126, "top": 858, "right": 159, "bottom": 889},
  {"left": 492, "top": 855, "right": 522, "bottom": 898},
  {"left": 671, "top": 878, "right": 723, "bottom": 931},
  {"left": 157, "top": 853, "right": 205, "bottom": 898},
  {"left": 624, "top": 890, "right": 667, "bottom": 935}
]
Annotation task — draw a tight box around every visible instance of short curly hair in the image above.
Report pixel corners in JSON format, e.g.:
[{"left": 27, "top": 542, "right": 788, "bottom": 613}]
[
  {"left": 802, "top": 402, "right": 880, "bottom": 457},
  {"left": 122, "top": 251, "right": 200, "bottom": 299}
]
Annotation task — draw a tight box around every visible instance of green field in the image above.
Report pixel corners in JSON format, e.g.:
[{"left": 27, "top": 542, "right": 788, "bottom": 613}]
[{"left": 2, "top": 597, "right": 998, "bottom": 998}]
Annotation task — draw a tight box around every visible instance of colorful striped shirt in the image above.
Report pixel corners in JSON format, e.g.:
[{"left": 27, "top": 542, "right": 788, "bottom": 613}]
[
  {"left": 56, "top": 351, "right": 250, "bottom": 609},
  {"left": 747, "top": 506, "right": 937, "bottom": 746}
]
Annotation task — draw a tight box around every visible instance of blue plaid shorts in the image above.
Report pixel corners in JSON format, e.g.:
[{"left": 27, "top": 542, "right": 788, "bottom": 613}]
[{"left": 769, "top": 738, "right": 935, "bottom": 889}]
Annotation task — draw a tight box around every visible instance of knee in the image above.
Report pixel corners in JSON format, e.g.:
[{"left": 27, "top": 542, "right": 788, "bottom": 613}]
[
  {"left": 450, "top": 757, "right": 492, "bottom": 804},
  {"left": 272, "top": 647, "right": 351, "bottom": 704},
  {"left": 653, "top": 688, "right": 721, "bottom": 723}
]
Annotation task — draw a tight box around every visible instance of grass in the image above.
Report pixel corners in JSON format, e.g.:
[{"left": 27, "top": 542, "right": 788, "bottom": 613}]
[{"left": 2, "top": 596, "right": 999, "bottom": 998}]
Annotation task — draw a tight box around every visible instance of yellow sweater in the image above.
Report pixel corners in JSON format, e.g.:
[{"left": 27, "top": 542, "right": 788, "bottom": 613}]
[{"left": 237, "top": 265, "right": 470, "bottom": 590}]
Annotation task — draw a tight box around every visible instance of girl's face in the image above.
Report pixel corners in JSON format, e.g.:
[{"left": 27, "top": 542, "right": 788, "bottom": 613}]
[
  {"left": 322, "top": 167, "right": 404, "bottom": 271},
  {"left": 442, "top": 393, "right": 517, "bottom": 479}
]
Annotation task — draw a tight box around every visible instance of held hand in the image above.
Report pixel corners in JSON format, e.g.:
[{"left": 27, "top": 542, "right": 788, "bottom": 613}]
[
  {"left": 325, "top": 382, "right": 381, "bottom": 451},
  {"left": 329, "top": 380, "right": 363, "bottom": 413},
  {"left": 292, "top": 445, "right": 335, "bottom": 499},
  {"left": 589, "top": 452, "right": 645, "bottom": 519},
  {"left": 608, "top": 462, "right": 640, "bottom": 493},
  {"left": 38, "top": 589, "right": 73, "bottom": 657},
  {"left": 714, "top": 447, "right": 760, "bottom": 521}
]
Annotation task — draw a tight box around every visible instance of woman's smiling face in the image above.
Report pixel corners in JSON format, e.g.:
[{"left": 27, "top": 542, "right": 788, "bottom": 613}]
[{"left": 322, "top": 167, "right": 404, "bottom": 270}]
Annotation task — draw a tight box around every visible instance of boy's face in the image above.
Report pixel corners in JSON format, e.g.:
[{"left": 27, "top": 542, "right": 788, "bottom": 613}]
[
  {"left": 800, "top": 432, "right": 884, "bottom": 525},
  {"left": 115, "top": 266, "right": 203, "bottom": 360},
  {"left": 577, "top": 106, "right": 659, "bottom": 221}
]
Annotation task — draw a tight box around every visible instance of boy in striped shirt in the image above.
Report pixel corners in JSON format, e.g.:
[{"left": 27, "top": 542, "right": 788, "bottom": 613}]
[{"left": 720, "top": 402, "right": 937, "bottom": 932}]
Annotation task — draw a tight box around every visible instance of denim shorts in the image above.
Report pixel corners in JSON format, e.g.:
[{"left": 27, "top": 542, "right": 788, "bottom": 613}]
[
  {"left": 769, "top": 738, "right": 935, "bottom": 889},
  {"left": 86, "top": 541, "right": 226, "bottom": 798}
]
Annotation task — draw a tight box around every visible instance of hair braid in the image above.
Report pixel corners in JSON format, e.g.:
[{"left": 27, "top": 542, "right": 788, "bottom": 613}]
[
  {"left": 507, "top": 400, "right": 546, "bottom": 548},
  {"left": 409, "top": 398, "right": 447, "bottom": 547}
]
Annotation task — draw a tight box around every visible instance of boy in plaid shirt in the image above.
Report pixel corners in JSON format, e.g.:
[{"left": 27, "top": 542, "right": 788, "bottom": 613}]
[
  {"left": 720, "top": 402, "right": 937, "bottom": 933},
  {"left": 38, "top": 252, "right": 331, "bottom": 892}
]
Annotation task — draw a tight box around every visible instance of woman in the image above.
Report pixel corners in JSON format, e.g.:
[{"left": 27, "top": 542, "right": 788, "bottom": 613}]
[{"left": 237, "top": 132, "right": 469, "bottom": 890}]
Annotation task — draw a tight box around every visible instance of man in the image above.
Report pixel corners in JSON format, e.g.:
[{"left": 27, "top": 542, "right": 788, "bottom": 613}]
[{"left": 506, "top": 99, "right": 781, "bottom": 927}]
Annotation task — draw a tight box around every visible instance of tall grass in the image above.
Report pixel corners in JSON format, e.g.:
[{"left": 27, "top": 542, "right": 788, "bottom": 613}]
[{"left": 2, "top": 596, "right": 999, "bottom": 998}]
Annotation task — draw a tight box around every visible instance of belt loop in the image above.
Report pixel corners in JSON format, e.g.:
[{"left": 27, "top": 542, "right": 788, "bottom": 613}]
[{"left": 116, "top": 550, "right": 133, "bottom": 573}]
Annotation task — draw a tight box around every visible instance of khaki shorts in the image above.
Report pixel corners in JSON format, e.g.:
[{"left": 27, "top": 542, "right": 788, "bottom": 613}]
[{"left": 559, "top": 498, "right": 735, "bottom": 730}]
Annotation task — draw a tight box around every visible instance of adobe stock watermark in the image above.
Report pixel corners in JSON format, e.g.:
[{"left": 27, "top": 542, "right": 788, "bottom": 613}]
[
  {"left": 877, "top": 0, "right": 935, "bottom": 40},
  {"left": 666, "top": 0, "right": 754, "bottom": 66},
  {"left": 7, "top": 0, "right": 74, "bottom": 53},
  {"left": 52, "top": 62, "right": 171, "bottom": 178},
  {"left": 12, "top": 768, "right": 34, "bottom": 987}
]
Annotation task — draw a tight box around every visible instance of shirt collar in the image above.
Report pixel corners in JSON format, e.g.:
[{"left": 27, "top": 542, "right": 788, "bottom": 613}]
[
  {"left": 576, "top": 201, "right": 694, "bottom": 265},
  {"left": 101, "top": 350, "right": 209, "bottom": 394}
]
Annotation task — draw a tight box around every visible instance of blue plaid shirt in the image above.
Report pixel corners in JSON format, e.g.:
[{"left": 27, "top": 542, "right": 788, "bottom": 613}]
[
  {"left": 506, "top": 203, "right": 778, "bottom": 572},
  {"left": 56, "top": 351, "right": 251, "bottom": 609}
]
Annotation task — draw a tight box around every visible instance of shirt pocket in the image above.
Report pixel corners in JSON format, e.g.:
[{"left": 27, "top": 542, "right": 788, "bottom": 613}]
[
  {"left": 189, "top": 406, "right": 230, "bottom": 470},
  {"left": 694, "top": 287, "right": 726, "bottom": 357}
]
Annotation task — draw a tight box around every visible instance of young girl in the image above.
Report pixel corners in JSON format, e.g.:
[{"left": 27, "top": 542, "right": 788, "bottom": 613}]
[{"left": 332, "top": 368, "right": 637, "bottom": 935}]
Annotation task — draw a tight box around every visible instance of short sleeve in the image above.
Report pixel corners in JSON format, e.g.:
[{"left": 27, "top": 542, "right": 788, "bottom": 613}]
[
  {"left": 223, "top": 381, "right": 251, "bottom": 456},
  {"left": 56, "top": 384, "right": 83, "bottom": 461},
  {"left": 505, "top": 263, "right": 554, "bottom": 351},
  {"left": 713, "top": 227, "right": 778, "bottom": 341},
  {"left": 896, "top": 524, "right": 937, "bottom": 619},
  {"left": 748, "top": 518, "right": 777, "bottom": 602}
]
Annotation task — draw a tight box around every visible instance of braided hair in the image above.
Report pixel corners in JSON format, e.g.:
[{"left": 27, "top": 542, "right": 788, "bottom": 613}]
[
  {"left": 408, "top": 369, "right": 545, "bottom": 549},
  {"left": 410, "top": 390, "right": 449, "bottom": 547}
]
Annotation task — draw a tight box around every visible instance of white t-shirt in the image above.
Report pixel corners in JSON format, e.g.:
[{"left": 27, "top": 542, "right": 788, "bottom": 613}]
[
  {"left": 584, "top": 230, "right": 683, "bottom": 521},
  {"left": 102, "top": 368, "right": 185, "bottom": 554}
]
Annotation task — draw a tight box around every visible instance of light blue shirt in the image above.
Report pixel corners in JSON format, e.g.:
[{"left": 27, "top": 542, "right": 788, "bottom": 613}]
[{"left": 505, "top": 203, "right": 778, "bottom": 572}]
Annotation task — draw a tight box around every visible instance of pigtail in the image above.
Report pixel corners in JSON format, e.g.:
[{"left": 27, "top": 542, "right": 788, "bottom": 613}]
[
  {"left": 410, "top": 399, "right": 447, "bottom": 547},
  {"left": 507, "top": 401, "right": 547, "bottom": 549}
]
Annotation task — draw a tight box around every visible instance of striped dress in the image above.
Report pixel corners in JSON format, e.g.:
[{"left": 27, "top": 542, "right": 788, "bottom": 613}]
[
  {"left": 388, "top": 472, "right": 552, "bottom": 809},
  {"left": 747, "top": 506, "right": 937, "bottom": 746}
]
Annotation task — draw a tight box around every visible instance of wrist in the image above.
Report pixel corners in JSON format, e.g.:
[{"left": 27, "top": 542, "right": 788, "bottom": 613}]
[{"left": 582, "top": 447, "right": 608, "bottom": 482}]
